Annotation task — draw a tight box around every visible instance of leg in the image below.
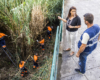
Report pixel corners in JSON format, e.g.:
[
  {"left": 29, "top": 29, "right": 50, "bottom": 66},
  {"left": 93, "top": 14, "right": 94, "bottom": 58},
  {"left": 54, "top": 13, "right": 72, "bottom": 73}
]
[
  {"left": 33, "top": 65, "right": 36, "bottom": 68},
  {"left": 70, "top": 31, "right": 77, "bottom": 55},
  {"left": 42, "top": 45, "right": 44, "bottom": 51},
  {"left": 33, "top": 61, "right": 36, "bottom": 69},
  {"left": 21, "top": 69, "right": 25, "bottom": 77},
  {"left": 66, "top": 30, "right": 71, "bottom": 50},
  {"left": 23, "top": 67, "right": 28, "bottom": 73},
  {"left": 78, "top": 56, "right": 81, "bottom": 66},
  {"left": 49, "top": 32, "right": 51, "bottom": 39},
  {"left": 47, "top": 30, "right": 51, "bottom": 39},
  {"left": 36, "top": 62, "right": 39, "bottom": 69},
  {"left": 21, "top": 71, "right": 24, "bottom": 77},
  {"left": 40, "top": 44, "right": 42, "bottom": 48},
  {"left": 79, "top": 52, "right": 90, "bottom": 73},
  {"left": 47, "top": 30, "right": 49, "bottom": 36},
  {"left": 1, "top": 38, "right": 6, "bottom": 48}
]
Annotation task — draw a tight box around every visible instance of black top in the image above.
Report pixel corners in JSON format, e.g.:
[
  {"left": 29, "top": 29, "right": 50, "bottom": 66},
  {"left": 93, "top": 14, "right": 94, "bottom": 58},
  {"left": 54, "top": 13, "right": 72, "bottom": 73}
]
[{"left": 66, "top": 16, "right": 81, "bottom": 32}]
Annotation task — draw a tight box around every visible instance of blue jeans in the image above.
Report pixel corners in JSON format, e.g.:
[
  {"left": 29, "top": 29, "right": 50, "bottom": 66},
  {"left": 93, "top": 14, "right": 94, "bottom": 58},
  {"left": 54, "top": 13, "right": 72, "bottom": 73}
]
[{"left": 79, "top": 52, "right": 91, "bottom": 73}]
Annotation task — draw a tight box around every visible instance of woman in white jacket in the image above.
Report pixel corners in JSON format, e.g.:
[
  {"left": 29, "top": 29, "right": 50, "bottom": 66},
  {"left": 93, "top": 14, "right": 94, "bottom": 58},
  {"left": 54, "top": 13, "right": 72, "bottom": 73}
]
[{"left": 58, "top": 6, "right": 81, "bottom": 55}]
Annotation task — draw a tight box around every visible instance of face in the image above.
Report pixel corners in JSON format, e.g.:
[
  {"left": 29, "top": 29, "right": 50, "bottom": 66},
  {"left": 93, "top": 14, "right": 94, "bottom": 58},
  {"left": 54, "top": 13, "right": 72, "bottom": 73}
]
[{"left": 70, "top": 9, "right": 76, "bottom": 16}]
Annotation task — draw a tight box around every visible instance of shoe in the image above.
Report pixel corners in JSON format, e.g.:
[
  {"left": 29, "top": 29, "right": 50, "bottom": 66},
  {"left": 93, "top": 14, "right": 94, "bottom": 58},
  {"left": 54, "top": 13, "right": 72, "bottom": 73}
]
[{"left": 75, "top": 69, "right": 84, "bottom": 74}]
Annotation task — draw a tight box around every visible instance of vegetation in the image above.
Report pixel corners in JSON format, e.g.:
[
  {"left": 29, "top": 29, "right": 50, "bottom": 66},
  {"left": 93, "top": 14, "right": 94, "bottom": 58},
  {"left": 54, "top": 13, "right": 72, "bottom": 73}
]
[
  {"left": 0, "top": 0, "right": 62, "bottom": 59},
  {"left": 0, "top": 0, "right": 62, "bottom": 79}
]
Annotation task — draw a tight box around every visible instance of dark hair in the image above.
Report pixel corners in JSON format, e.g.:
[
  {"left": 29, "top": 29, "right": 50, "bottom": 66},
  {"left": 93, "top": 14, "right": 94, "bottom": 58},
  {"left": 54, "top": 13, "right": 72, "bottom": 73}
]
[
  {"left": 68, "top": 6, "right": 77, "bottom": 18},
  {"left": 84, "top": 13, "right": 94, "bottom": 24}
]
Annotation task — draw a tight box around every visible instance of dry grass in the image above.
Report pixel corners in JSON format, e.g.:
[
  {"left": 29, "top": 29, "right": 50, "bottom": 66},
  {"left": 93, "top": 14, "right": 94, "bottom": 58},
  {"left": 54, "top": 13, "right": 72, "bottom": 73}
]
[{"left": 30, "top": 5, "right": 48, "bottom": 40}]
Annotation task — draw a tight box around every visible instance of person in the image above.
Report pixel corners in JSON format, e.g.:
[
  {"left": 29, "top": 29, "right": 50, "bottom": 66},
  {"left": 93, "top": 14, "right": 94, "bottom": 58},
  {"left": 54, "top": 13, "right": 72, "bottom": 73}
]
[
  {"left": 47, "top": 26, "right": 53, "bottom": 39},
  {"left": 58, "top": 6, "right": 81, "bottom": 55},
  {"left": 0, "top": 33, "right": 7, "bottom": 49},
  {"left": 19, "top": 61, "right": 28, "bottom": 77},
  {"left": 32, "top": 53, "right": 41, "bottom": 69},
  {"left": 75, "top": 13, "right": 100, "bottom": 74},
  {"left": 39, "top": 37, "right": 45, "bottom": 51}
]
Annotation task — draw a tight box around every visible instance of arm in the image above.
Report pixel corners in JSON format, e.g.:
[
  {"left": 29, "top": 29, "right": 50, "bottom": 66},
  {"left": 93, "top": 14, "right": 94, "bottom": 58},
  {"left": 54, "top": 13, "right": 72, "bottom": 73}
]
[
  {"left": 76, "top": 44, "right": 87, "bottom": 57},
  {"left": 58, "top": 16, "right": 67, "bottom": 23},
  {"left": 75, "top": 25, "right": 81, "bottom": 28},
  {"left": 76, "top": 33, "right": 89, "bottom": 57},
  {"left": 69, "top": 25, "right": 81, "bottom": 28}
]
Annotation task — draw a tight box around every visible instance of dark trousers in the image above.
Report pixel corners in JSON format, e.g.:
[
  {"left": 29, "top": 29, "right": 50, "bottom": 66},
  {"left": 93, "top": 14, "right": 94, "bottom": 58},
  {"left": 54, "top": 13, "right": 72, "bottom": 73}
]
[
  {"left": 21, "top": 67, "right": 27, "bottom": 76},
  {"left": 33, "top": 61, "right": 38, "bottom": 68},
  {"left": 79, "top": 52, "right": 91, "bottom": 73},
  {"left": 47, "top": 30, "right": 51, "bottom": 39},
  {"left": 40, "top": 44, "right": 44, "bottom": 51},
  {"left": 0, "top": 38, "right": 6, "bottom": 48}
]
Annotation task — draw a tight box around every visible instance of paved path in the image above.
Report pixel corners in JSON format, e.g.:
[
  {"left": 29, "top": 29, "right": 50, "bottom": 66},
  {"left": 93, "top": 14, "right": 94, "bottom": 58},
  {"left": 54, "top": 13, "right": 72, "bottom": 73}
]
[{"left": 58, "top": 0, "right": 100, "bottom": 80}]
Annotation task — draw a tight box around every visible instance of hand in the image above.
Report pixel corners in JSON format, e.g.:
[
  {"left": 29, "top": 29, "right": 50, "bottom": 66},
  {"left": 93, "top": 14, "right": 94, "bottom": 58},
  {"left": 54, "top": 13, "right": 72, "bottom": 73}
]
[
  {"left": 76, "top": 53, "right": 80, "bottom": 57},
  {"left": 36, "top": 40, "right": 39, "bottom": 42},
  {"left": 58, "top": 16, "right": 62, "bottom": 20},
  {"left": 68, "top": 25, "right": 73, "bottom": 28}
]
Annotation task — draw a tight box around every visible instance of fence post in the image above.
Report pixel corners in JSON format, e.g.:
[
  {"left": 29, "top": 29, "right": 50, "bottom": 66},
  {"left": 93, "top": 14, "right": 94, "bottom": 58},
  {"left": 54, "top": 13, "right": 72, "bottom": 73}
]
[{"left": 60, "top": 0, "right": 64, "bottom": 41}]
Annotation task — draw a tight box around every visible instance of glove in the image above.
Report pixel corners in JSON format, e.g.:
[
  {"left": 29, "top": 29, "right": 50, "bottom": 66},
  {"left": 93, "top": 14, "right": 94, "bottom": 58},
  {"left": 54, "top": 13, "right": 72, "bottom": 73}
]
[{"left": 36, "top": 40, "right": 39, "bottom": 42}]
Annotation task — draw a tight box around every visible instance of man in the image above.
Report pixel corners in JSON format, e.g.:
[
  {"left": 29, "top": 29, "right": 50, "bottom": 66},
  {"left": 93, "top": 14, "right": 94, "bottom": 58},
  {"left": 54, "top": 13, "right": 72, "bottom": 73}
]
[
  {"left": 47, "top": 26, "right": 53, "bottom": 40},
  {"left": 75, "top": 13, "right": 100, "bottom": 74},
  {"left": 19, "top": 61, "right": 28, "bottom": 77},
  {"left": 32, "top": 53, "right": 39, "bottom": 69}
]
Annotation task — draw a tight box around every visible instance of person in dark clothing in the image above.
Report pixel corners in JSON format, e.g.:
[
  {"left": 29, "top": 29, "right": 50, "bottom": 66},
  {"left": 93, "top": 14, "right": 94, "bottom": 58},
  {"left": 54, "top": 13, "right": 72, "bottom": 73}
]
[
  {"left": 47, "top": 26, "right": 53, "bottom": 39},
  {"left": 33, "top": 53, "right": 39, "bottom": 69},
  {"left": 19, "top": 61, "right": 28, "bottom": 77},
  {"left": 58, "top": 6, "right": 81, "bottom": 56},
  {"left": 32, "top": 53, "right": 42, "bottom": 69}
]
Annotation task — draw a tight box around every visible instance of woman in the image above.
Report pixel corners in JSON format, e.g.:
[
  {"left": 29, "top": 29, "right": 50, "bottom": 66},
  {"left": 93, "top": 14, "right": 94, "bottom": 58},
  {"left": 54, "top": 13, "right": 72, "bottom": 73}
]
[{"left": 58, "top": 6, "right": 81, "bottom": 55}]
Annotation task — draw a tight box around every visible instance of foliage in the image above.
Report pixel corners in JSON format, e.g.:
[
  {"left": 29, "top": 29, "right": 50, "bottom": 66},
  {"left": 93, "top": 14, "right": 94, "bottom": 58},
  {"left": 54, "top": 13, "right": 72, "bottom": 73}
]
[{"left": 0, "top": 0, "right": 62, "bottom": 63}]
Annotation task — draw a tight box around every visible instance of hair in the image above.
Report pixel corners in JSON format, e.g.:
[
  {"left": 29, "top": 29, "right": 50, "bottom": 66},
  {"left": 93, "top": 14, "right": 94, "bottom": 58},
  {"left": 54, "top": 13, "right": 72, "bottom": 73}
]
[
  {"left": 84, "top": 13, "right": 94, "bottom": 24},
  {"left": 67, "top": 6, "right": 77, "bottom": 18}
]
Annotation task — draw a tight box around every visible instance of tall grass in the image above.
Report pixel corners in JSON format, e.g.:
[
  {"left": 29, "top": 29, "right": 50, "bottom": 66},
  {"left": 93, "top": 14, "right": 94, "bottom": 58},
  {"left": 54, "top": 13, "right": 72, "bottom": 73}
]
[
  {"left": 0, "top": 0, "right": 62, "bottom": 61},
  {"left": 0, "top": 0, "right": 62, "bottom": 79}
]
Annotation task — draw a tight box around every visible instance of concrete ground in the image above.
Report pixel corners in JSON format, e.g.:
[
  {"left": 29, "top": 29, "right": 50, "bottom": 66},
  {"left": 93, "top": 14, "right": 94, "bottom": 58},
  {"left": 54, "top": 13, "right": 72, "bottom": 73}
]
[{"left": 58, "top": 0, "right": 100, "bottom": 80}]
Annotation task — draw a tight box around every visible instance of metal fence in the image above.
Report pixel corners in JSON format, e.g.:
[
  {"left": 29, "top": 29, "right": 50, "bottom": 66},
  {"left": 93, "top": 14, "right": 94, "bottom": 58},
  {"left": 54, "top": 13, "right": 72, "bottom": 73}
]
[{"left": 50, "top": 0, "right": 64, "bottom": 80}]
